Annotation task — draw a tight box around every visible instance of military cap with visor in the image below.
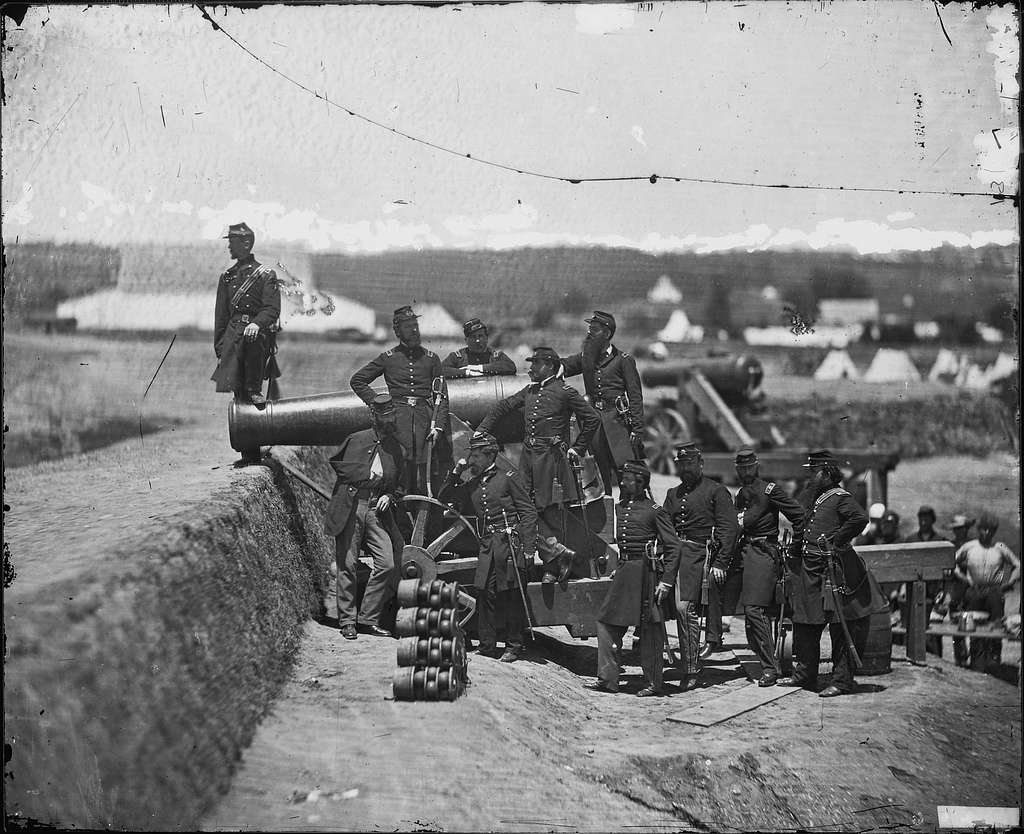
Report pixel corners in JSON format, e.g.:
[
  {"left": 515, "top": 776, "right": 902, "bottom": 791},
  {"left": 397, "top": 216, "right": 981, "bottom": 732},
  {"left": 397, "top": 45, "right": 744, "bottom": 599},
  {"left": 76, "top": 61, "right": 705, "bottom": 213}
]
[
  {"left": 585, "top": 310, "right": 617, "bottom": 334},
  {"left": 223, "top": 222, "right": 255, "bottom": 240},
  {"left": 803, "top": 449, "right": 838, "bottom": 468},
  {"left": 370, "top": 393, "right": 396, "bottom": 414},
  {"left": 527, "top": 346, "right": 561, "bottom": 365},
  {"left": 468, "top": 431, "right": 499, "bottom": 451},
  {"left": 392, "top": 305, "right": 420, "bottom": 325},
  {"left": 674, "top": 441, "right": 702, "bottom": 461},
  {"left": 734, "top": 448, "right": 758, "bottom": 466},
  {"left": 463, "top": 317, "right": 487, "bottom": 336},
  {"left": 621, "top": 459, "right": 651, "bottom": 477}
]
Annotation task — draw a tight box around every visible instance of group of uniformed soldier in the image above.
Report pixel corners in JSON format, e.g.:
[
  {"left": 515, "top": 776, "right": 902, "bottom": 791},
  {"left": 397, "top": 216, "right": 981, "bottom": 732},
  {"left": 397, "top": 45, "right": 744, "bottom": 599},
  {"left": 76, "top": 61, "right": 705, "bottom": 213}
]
[{"left": 212, "top": 222, "right": 888, "bottom": 696}]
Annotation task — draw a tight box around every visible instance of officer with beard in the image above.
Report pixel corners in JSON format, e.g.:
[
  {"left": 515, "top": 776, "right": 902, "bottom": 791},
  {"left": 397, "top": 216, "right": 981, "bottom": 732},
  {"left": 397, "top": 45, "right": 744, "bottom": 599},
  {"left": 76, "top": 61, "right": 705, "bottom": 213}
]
[
  {"left": 324, "top": 393, "right": 408, "bottom": 640},
  {"left": 781, "top": 449, "right": 884, "bottom": 696},
  {"left": 661, "top": 442, "right": 739, "bottom": 687},
  {"left": 439, "top": 431, "right": 537, "bottom": 662},
  {"left": 351, "top": 306, "right": 451, "bottom": 494},
  {"left": 478, "top": 347, "right": 599, "bottom": 583},
  {"left": 585, "top": 460, "right": 681, "bottom": 695},
  {"left": 733, "top": 448, "right": 805, "bottom": 686},
  {"left": 561, "top": 311, "right": 645, "bottom": 492}
]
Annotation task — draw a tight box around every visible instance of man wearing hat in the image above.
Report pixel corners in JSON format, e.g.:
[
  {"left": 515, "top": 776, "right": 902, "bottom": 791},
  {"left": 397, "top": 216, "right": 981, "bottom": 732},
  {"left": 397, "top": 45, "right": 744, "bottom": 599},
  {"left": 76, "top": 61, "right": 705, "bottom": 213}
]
[
  {"left": 324, "top": 393, "right": 408, "bottom": 640},
  {"left": 733, "top": 448, "right": 805, "bottom": 687},
  {"left": 945, "top": 514, "right": 976, "bottom": 666},
  {"left": 906, "top": 505, "right": 949, "bottom": 655},
  {"left": 351, "top": 306, "right": 451, "bottom": 494},
  {"left": 441, "top": 318, "right": 516, "bottom": 379},
  {"left": 586, "top": 460, "right": 682, "bottom": 695},
  {"left": 782, "top": 450, "right": 884, "bottom": 697},
  {"left": 478, "top": 347, "right": 600, "bottom": 583},
  {"left": 439, "top": 432, "right": 536, "bottom": 662},
  {"left": 854, "top": 502, "right": 887, "bottom": 546},
  {"left": 661, "top": 442, "right": 740, "bottom": 685},
  {"left": 211, "top": 222, "right": 282, "bottom": 409},
  {"left": 561, "top": 311, "right": 645, "bottom": 491}
]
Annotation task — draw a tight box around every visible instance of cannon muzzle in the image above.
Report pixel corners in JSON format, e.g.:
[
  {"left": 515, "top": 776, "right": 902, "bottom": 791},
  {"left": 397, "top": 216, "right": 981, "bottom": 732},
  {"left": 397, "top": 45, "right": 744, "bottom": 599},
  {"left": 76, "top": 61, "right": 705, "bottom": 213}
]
[
  {"left": 230, "top": 375, "right": 527, "bottom": 452},
  {"left": 638, "top": 354, "right": 764, "bottom": 405}
]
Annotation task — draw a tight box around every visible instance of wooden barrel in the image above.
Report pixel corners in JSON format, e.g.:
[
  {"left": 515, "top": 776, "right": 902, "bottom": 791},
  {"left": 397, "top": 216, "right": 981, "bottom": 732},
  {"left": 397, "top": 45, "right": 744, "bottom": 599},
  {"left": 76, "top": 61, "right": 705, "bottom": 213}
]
[{"left": 858, "top": 607, "right": 893, "bottom": 676}]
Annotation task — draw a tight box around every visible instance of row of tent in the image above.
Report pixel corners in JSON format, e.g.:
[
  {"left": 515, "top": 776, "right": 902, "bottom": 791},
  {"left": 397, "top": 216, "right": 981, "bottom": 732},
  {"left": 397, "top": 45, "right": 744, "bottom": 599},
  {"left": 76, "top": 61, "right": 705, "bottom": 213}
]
[{"left": 813, "top": 348, "right": 1018, "bottom": 388}]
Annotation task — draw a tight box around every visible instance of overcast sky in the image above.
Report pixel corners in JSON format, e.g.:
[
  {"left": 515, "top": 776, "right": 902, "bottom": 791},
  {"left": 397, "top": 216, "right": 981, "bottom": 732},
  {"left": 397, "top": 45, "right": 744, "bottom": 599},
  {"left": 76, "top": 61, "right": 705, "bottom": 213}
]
[{"left": 2, "top": 2, "right": 1018, "bottom": 255}]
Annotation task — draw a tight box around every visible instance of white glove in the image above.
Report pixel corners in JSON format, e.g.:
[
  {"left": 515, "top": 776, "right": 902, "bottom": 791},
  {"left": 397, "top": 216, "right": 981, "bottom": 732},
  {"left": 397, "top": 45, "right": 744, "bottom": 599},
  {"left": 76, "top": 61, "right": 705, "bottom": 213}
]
[
  {"left": 465, "top": 365, "right": 484, "bottom": 377},
  {"left": 566, "top": 448, "right": 581, "bottom": 465},
  {"left": 710, "top": 566, "right": 726, "bottom": 584},
  {"left": 427, "top": 427, "right": 442, "bottom": 443},
  {"left": 243, "top": 322, "right": 260, "bottom": 341},
  {"left": 737, "top": 511, "right": 744, "bottom": 527},
  {"left": 654, "top": 581, "right": 673, "bottom": 605},
  {"left": 375, "top": 495, "right": 392, "bottom": 512}
]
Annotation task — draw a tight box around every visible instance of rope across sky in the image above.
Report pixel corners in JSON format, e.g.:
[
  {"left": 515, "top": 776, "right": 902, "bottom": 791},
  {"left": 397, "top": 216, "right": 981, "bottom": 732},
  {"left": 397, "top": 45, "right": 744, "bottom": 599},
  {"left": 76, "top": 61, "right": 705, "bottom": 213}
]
[{"left": 195, "top": 5, "right": 1015, "bottom": 205}]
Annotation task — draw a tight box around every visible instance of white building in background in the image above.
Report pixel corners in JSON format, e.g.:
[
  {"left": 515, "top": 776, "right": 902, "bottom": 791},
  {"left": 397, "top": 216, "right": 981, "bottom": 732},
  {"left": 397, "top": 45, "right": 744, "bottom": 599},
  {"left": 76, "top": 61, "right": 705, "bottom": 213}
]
[
  {"left": 817, "top": 298, "right": 880, "bottom": 327},
  {"left": 647, "top": 275, "right": 683, "bottom": 305},
  {"left": 415, "top": 303, "right": 463, "bottom": 338},
  {"left": 742, "top": 324, "right": 862, "bottom": 348},
  {"left": 57, "top": 289, "right": 216, "bottom": 330}
]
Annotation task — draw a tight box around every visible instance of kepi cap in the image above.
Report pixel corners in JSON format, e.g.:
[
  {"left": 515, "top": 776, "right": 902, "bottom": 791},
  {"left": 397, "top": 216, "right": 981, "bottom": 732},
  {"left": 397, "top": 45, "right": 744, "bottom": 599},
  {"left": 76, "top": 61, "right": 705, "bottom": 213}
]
[
  {"left": 463, "top": 317, "right": 487, "bottom": 336},
  {"left": 468, "top": 431, "right": 498, "bottom": 451},
  {"left": 674, "top": 441, "right": 702, "bottom": 461},
  {"left": 917, "top": 505, "right": 936, "bottom": 519},
  {"left": 370, "top": 393, "right": 396, "bottom": 414},
  {"left": 393, "top": 305, "right": 420, "bottom": 325},
  {"left": 223, "top": 222, "right": 255, "bottom": 240},
  {"left": 527, "top": 346, "right": 560, "bottom": 365},
  {"left": 734, "top": 448, "right": 758, "bottom": 466},
  {"left": 621, "top": 459, "right": 650, "bottom": 477},
  {"left": 585, "top": 310, "right": 616, "bottom": 333},
  {"left": 803, "top": 449, "right": 837, "bottom": 468}
]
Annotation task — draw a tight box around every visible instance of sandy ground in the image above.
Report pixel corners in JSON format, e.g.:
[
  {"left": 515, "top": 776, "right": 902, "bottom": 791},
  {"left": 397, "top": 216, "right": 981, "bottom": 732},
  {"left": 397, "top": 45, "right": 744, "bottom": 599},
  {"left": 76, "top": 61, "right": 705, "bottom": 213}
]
[{"left": 201, "top": 614, "right": 1021, "bottom": 833}]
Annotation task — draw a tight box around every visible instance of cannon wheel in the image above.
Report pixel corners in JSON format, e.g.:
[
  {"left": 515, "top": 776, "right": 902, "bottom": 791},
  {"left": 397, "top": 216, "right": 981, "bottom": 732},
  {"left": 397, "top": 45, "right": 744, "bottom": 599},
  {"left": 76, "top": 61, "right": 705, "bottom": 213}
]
[
  {"left": 400, "top": 495, "right": 479, "bottom": 581},
  {"left": 645, "top": 407, "right": 691, "bottom": 475}
]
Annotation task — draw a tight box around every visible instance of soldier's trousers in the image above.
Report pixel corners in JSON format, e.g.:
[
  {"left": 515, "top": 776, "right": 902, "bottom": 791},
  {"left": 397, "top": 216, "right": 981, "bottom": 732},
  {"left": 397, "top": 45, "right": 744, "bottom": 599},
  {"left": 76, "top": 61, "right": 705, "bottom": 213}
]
[
  {"left": 705, "top": 570, "right": 743, "bottom": 646},
  {"left": 477, "top": 567, "right": 527, "bottom": 652},
  {"left": 335, "top": 499, "right": 397, "bottom": 628},
  {"left": 674, "top": 600, "right": 702, "bottom": 676},
  {"left": 596, "top": 620, "right": 663, "bottom": 692},
  {"left": 744, "top": 605, "right": 779, "bottom": 675},
  {"left": 791, "top": 617, "right": 870, "bottom": 692}
]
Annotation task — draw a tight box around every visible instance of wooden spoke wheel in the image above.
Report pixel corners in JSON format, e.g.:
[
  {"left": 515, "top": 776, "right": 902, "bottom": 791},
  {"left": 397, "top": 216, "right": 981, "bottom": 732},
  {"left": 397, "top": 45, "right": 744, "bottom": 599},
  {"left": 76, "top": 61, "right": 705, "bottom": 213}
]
[
  {"left": 644, "top": 408, "right": 692, "bottom": 475},
  {"left": 399, "top": 495, "right": 479, "bottom": 581}
]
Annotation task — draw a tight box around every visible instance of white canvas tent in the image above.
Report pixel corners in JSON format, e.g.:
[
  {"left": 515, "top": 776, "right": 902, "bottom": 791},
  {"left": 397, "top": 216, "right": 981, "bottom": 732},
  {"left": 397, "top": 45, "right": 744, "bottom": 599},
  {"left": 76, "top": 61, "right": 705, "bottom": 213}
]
[
  {"left": 657, "top": 309, "right": 704, "bottom": 343},
  {"left": 647, "top": 275, "right": 683, "bottom": 305},
  {"left": 57, "top": 289, "right": 216, "bottom": 330},
  {"left": 928, "top": 348, "right": 963, "bottom": 382},
  {"left": 416, "top": 303, "right": 462, "bottom": 338},
  {"left": 985, "top": 351, "right": 1018, "bottom": 383},
  {"left": 813, "top": 350, "right": 860, "bottom": 380},
  {"left": 863, "top": 348, "right": 922, "bottom": 383}
]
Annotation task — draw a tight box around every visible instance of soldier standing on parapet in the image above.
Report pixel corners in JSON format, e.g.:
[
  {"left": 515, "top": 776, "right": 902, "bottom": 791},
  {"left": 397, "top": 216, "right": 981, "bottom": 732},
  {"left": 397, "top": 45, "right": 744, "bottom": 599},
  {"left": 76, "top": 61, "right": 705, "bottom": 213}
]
[
  {"left": 560, "top": 310, "right": 645, "bottom": 493},
  {"left": 477, "top": 347, "right": 599, "bottom": 584},
  {"left": 439, "top": 431, "right": 536, "bottom": 663},
  {"left": 780, "top": 449, "right": 884, "bottom": 698},
  {"left": 350, "top": 306, "right": 451, "bottom": 495},
  {"left": 211, "top": 222, "right": 281, "bottom": 409},
  {"left": 661, "top": 442, "right": 740, "bottom": 689},
  {"left": 733, "top": 448, "right": 805, "bottom": 687},
  {"left": 441, "top": 318, "right": 516, "bottom": 379}
]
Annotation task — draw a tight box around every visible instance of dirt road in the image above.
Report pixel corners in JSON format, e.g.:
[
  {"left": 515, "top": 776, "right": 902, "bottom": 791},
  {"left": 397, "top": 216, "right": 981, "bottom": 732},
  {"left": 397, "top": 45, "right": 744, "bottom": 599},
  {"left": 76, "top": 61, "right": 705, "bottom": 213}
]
[{"left": 202, "top": 615, "right": 1021, "bottom": 833}]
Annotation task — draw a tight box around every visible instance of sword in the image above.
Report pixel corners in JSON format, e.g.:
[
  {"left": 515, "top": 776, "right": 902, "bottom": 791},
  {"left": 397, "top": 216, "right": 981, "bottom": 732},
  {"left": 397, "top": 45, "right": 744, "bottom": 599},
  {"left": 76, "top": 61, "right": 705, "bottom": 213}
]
[
  {"left": 502, "top": 509, "right": 534, "bottom": 638},
  {"left": 646, "top": 540, "right": 678, "bottom": 666},
  {"left": 424, "top": 375, "right": 445, "bottom": 498},
  {"left": 818, "top": 534, "right": 862, "bottom": 670},
  {"left": 774, "top": 529, "right": 793, "bottom": 666}
]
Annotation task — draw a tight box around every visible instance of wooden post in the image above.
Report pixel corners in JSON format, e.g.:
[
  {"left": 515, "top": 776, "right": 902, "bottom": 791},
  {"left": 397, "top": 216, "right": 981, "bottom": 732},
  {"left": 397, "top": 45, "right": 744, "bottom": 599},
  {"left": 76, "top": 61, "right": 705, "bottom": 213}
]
[{"left": 906, "top": 578, "right": 928, "bottom": 664}]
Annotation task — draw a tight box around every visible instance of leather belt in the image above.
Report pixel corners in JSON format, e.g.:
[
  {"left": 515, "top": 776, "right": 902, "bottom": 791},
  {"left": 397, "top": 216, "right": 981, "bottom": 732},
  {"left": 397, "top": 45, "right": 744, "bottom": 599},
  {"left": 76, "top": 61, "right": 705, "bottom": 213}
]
[
  {"left": 747, "top": 536, "right": 778, "bottom": 546},
  {"left": 679, "top": 537, "right": 708, "bottom": 546},
  {"left": 592, "top": 399, "right": 619, "bottom": 412},
  {"left": 231, "top": 313, "right": 252, "bottom": 323},
  {"left": 395, "top": 396, "right": 427, "bottom": 407},
  {"left": 523, "top": 436, "right": 561, "bottom": 449}
]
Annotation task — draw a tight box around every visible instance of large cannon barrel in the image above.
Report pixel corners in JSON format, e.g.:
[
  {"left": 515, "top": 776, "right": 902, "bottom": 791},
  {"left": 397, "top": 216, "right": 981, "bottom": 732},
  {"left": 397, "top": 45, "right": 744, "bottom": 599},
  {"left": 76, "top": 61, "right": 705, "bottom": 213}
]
[
  {"left": 637, "top": 354, "right": 763, "bottom": 405},
  {"left": 229, "top": 375, "right": 526, "bottom": 452}
]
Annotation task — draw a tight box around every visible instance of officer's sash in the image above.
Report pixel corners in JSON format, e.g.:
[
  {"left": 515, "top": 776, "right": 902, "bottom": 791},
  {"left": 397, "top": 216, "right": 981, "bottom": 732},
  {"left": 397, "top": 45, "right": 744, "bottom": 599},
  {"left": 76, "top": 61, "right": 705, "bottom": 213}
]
[{"left": 229, "top": 265, "right": 270, "bottom": 311}]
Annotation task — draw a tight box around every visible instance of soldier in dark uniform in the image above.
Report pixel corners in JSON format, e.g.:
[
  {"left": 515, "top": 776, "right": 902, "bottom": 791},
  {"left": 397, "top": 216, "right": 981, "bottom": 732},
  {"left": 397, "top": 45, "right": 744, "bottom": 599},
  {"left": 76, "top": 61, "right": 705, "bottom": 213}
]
[
  {"left": 560, "top": 311, "right": 645, "bottom": 492},
  {"left": 585, "top": 460, "right": 681, "bottom": 695},
  {"left": 733, "top": 448, "right": 805, "bottom": 687},
  {"left": 661, "top": 442, "right": 739, "bottom": 686},
  {"left": 211, "top": 222, "right": 281, "bottom": 409},
  {"left": 441, "top": 318, "right": 516, "bottom": 379},
  {"left": 439, "top": 431, "right": 536, "bottom": 662},
  {"left": 324, "top": 394, "right": 407, "bottom": 640},
  {"left": 350, "top": 306, "right": 451, "bottom": 495},
  {"left": 780, "top": 449, "right": 885, "bottom": 697},
  {"left": 478, "top": 347, "right": 600, "bottom": 584}
]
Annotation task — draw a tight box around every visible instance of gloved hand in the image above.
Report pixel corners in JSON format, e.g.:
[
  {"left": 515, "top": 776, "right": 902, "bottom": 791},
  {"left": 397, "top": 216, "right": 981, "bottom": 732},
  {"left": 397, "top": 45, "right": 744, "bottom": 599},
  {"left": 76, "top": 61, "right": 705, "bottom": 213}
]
[
  {"left": 654, "top": 581, "right": 673, "bottom": 605},
  {"left": 243, "top": 322, "right": 260, "bottom": 341},
  {"left": 376, "top": 494, "right": 392, "bottom": 512},
  {"left": 427, "top": 427, "right": 442, "bottom": 443},
  {"left": 452, "top": 457, "right": 469, "bottom": 475},
  {"left": 465, "top": 364, "right": 484, "bottom": 377},
  {"left": 566, "top": 447, "right": 581, "bottom": 465},
  {"left": 737, "top": 511, "right": 744, "bottom": 527},
  {"left": 710, "top": 566, "right": 726, "bottom": 584}
]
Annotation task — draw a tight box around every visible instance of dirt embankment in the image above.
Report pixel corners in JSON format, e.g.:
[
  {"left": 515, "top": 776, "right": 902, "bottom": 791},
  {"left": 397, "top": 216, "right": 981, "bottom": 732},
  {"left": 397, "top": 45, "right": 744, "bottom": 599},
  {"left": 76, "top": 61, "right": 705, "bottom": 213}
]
[{"left": 4, "top": 432, "right": 336, "bottom": 830}]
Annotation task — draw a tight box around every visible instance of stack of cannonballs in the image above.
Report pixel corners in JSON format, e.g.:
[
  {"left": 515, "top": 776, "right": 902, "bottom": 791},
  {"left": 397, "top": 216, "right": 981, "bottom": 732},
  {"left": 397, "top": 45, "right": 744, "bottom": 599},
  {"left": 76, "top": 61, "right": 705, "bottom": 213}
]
[{"left": 392, "top": 578, "right": 468, "bottom": 701}]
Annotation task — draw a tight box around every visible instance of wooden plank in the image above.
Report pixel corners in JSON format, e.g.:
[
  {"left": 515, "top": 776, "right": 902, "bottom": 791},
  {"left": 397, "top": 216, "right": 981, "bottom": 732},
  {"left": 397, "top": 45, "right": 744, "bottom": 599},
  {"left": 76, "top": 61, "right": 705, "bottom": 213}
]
[
  {"left": 859, "top": 541, "right": 955, "bottom": 583},
  {"left": 525, "top": 577, "right": 611, "bottom": 638},
  {"left": 667, "top": 683, "right": 803, "bottom": 726},
  {"left": 907, "top": 579, "right": 927, "bottom": 663}
]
